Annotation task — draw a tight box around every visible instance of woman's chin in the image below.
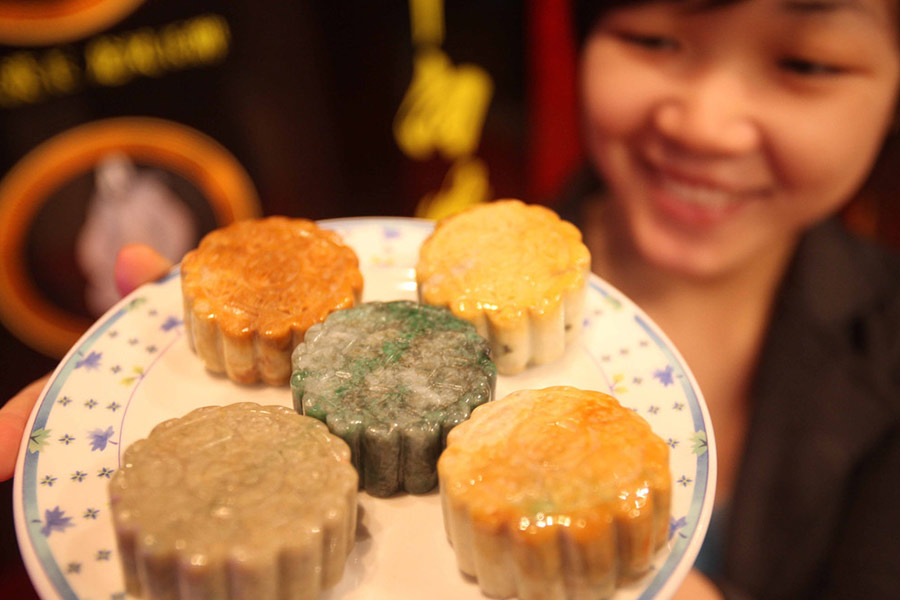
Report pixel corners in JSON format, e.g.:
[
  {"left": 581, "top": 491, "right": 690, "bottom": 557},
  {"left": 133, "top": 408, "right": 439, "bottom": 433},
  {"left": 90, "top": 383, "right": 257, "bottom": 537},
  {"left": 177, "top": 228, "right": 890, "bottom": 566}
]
[{"left": 630, "top": 219, "right": 741, "bottom": 281}]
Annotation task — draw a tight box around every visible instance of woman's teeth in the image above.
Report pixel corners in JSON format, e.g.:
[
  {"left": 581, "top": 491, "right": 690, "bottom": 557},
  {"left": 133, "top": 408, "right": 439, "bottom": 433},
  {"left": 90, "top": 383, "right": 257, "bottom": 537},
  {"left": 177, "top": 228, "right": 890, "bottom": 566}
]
[{"left": 662, "top": 177, "right": 741, "bottom": 209}]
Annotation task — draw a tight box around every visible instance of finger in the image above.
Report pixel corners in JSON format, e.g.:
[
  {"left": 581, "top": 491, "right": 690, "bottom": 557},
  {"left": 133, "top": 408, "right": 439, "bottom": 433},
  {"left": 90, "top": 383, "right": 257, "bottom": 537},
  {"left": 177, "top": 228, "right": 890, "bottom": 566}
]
[
  {"left": 114, "top": 244, "right": 174, "bottom": 297},
  {"left": 0, "top": 374, "right": 50, "bottom": 482},
  {"left": 670, "top": 569, "right": 724, "bottom": 600}
]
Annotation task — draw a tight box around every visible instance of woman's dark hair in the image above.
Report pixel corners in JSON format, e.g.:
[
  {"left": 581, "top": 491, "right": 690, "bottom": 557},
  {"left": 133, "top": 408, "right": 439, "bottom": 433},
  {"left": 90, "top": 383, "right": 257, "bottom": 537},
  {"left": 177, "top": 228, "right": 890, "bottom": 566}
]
[
  {"left": 573, "top": 0, "right": 745, "bottom": 48},
  {"left": 573, "top": 0, "right": 628, "bottom": 47}
]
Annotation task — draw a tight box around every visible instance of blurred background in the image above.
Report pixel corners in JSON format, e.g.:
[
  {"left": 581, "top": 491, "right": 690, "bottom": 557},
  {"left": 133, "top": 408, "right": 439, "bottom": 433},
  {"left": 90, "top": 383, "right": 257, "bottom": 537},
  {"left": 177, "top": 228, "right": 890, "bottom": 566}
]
[
  {"left": 3, "top": 1, "right": 898, "bottom": 598},
  {"left": 0, "top": 1, "right": 585, "bottom": 596}
]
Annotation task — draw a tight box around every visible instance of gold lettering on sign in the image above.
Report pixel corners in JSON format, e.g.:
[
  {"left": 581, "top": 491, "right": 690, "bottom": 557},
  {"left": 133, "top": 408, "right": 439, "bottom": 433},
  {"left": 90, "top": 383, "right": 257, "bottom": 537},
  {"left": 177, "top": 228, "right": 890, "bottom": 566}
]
[
  {"left": 0, "top": 52, "right": 43, "bottom": 105},
  {"left": 397, "top": 1, "right": 495, "bottom": 219},
  {"left": 409, "top": 0, "right": 444, "bottom": 46},
  {"left": 415, "top": 156, "right": 492, "bottom": 220},
  {"left": 86, "top": 14, "right": 230, "bottom": 87},
  {"left": 394, "top": 50, "right": 493, "bottom": 161},
  {"left": 0, "top": 48, "right": 81, "bottom": 107},
  {"left": 41, "top": 49, "right": 80, "bottom": 95},
  {"left": 0, "top": 14, "right": 230, "bottom": 107}
]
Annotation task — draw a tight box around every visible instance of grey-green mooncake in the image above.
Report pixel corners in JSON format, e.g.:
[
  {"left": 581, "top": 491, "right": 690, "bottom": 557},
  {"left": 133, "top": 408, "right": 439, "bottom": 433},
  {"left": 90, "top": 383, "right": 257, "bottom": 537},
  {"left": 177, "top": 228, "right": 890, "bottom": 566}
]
[
  {"left": 290, "top": 300, "right": 497, "bottom": 497},
  {"left": 108, "top": 403, "right": 358, "bottom": 600}
]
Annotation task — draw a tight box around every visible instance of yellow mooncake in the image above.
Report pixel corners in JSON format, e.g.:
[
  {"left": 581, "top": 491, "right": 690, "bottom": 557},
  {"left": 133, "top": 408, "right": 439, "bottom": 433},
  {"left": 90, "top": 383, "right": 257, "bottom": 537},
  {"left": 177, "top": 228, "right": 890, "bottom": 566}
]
[{"left": 416, "top": 200, "right": 590, "bottom": 375}]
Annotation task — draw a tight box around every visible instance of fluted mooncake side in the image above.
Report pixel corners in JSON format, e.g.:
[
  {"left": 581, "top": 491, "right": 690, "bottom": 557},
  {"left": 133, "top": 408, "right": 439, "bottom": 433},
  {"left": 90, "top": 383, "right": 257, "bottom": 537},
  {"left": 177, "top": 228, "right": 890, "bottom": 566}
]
[
  {"left": 108, "top": 402, "right": 358, "bottom": 600},
  {"left": 291, "top": 300, "right": 496, "bottom": 497},
  {"left": 438, "top": 386, "right": 671, "bottom": 600},
  {"left": 181, "top": 216, "right": 363, "bottom": 385}
]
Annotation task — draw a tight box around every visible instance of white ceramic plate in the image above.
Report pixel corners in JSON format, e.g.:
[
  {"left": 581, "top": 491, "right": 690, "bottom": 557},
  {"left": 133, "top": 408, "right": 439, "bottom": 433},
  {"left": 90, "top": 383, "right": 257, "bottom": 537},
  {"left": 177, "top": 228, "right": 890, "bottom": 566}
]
[{"left": 14, "top": 216, "right": 716, "bottom": 600}]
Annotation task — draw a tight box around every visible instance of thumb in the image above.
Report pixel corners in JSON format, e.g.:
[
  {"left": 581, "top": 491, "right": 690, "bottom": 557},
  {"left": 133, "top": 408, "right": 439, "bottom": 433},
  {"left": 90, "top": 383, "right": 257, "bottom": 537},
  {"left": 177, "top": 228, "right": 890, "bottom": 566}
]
[
  {"left": 0, "top": 375, "right": 50, "bottom": 481},
  {"left": 114, "top": 244, "right": 175, "bottom": 297}
]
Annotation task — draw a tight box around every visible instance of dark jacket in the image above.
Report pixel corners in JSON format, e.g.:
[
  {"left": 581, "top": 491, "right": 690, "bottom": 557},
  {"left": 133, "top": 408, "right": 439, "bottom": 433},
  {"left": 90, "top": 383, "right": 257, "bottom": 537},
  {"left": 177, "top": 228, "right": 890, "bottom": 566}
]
[
  {"left": 556, "top": 172, "right": 900, "bottom": 599},
  {"left": 724, "top": 217, "right": 900, "bottom": 600}
]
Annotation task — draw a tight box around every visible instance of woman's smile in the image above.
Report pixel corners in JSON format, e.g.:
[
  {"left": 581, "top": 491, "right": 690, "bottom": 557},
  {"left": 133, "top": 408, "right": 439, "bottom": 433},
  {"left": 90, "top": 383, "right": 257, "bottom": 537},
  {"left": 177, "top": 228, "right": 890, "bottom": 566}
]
[{"left": 640, "top": 151, "right": 770, "bottom": 228}]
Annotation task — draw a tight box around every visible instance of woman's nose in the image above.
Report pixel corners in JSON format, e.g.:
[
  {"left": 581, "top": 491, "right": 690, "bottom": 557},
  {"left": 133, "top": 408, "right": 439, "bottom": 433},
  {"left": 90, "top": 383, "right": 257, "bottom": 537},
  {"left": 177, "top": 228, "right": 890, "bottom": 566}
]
[{"left": 653, "top": 69, "right": 760, "bottom": 155}]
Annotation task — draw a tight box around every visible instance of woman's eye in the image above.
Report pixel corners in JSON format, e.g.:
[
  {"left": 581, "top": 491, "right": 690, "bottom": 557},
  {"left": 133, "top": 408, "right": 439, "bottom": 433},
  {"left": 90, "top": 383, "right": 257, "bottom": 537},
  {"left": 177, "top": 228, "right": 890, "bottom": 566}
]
[
  {"left": 618, "top": 32, "right": 680, "bottom": 51},
  {"left": 779, "top": 57, "right": 843, "bottom": 76}
]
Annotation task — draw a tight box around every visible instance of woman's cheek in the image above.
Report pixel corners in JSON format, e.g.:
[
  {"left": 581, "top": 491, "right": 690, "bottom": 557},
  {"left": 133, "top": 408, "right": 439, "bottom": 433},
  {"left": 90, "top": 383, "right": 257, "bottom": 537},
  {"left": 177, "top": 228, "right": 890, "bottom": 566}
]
[
  {"left": 580, "top": 45, "right": 655, "bottom": 138},
  {"left": 770, "top": 81, "right": 897, "bottom": 210},
  {"left": 770, "top": 114, "right": 886, "bottom": 219}
]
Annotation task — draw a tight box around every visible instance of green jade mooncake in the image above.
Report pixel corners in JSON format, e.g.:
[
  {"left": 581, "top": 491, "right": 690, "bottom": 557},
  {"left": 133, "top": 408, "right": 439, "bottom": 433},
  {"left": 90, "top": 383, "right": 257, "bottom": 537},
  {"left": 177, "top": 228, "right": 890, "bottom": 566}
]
[{"left": 290, "top": 300, "right": 497, "bottom": 497}]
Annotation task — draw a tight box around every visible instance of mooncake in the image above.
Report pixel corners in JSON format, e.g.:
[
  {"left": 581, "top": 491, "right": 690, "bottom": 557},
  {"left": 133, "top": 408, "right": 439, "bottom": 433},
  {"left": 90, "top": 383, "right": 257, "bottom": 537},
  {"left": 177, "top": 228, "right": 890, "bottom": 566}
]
[
  {"left": 291, "top": 300, "right": 496, "bottom": 497},
  {"left": 416, "top": 199, "right": 590, "bottom": 375},
  {"left": 108, "top": 402, "right": 358, "bottom": 600},
  {"left": 181, "top": 216, "right": 363, "bottom": 385},
  {"left": 438, "top": 386, "right": 671, "bottom": 600}
]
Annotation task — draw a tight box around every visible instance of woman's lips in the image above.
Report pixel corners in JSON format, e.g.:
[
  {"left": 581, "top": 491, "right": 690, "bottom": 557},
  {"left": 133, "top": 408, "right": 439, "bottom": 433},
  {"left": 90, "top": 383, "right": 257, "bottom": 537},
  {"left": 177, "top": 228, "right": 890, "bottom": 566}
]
[{"left": 644, "top": 163, "right": 767, "bottom": 228}]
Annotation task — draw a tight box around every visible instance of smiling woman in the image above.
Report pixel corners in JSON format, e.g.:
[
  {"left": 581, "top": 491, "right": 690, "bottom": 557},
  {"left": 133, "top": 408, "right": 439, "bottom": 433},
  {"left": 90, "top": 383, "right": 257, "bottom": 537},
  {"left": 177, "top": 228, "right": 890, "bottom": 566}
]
[
  {"left": 558, "top": 0, "right": 900, "bottom": 598},
  {"left": 579, "top": 0, "right": 899, "bottom": 280}
]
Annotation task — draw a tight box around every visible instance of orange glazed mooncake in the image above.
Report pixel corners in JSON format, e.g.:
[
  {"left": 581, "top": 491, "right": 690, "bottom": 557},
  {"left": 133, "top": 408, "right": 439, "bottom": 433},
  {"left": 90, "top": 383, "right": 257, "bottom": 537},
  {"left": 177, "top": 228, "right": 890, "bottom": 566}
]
[
  {"left": 438, "top": 386, "right": 671, "bottom": 600},
  {"left": 416, "top": 200, "right": 590, "bottom": 375},
  {"left": 181, "top": 217, "right": 363, "bottom": 385}
]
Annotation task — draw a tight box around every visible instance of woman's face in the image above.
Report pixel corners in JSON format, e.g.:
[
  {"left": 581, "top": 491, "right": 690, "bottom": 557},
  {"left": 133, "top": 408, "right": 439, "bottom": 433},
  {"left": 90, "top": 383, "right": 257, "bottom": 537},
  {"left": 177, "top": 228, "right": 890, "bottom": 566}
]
[{"left": 581, "top": 0, "right": 900, "bottom": 278}]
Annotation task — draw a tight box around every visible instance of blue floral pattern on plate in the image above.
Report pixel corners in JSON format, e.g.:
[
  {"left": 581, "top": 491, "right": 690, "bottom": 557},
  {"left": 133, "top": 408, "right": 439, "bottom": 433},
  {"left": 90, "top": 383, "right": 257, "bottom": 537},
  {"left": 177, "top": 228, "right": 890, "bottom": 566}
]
[{"left": 14, "top": 217, "right": 715, "bottom": 600}]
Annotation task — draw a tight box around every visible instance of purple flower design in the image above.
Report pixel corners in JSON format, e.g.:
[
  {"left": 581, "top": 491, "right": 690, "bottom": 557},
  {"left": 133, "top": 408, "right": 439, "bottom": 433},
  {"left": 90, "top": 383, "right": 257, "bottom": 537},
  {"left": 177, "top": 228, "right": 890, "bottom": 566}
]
[
  {"left": 38, "top": 506, "right": 74, "bottom": 537},
  {"left": 669, "top": 516, "right": 687, "bottom": 540},
  {"left": 653, "top": 365, "right": 675, "bottom": 386},
  {"left": 383, "top": 226, "right": 400, "bottom": 239},
  {"left": 88, "top": 426, "right": 117, "bottom": 451},
  {"left": 75, "top": 351, "right": 102, "bottom": 371},
  {"left": 161, "top": 316, "right": 182, "bottom": 331}
]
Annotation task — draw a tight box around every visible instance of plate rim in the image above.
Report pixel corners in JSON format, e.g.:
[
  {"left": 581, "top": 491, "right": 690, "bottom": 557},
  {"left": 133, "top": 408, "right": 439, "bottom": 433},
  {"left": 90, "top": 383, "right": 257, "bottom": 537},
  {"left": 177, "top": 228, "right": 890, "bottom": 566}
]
[{"left": 13, "top": 215, "right": 717, "bottom": 600}]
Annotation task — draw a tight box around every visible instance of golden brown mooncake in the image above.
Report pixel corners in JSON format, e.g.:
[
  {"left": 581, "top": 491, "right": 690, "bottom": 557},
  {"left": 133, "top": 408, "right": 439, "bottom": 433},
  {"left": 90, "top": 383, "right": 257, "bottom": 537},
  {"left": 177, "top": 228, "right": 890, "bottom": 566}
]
[
  {"left": 438, "top": 386, "right": 672, "bottom": 600},
  {"left": 415, "top": 199, "right": 590, "bottom": 375},
  {"left": 108, "top": 403, "right": 358, "bottom": 600},
  {"left": 180, "top": 216, "right": 363, "bottom": 385}
]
